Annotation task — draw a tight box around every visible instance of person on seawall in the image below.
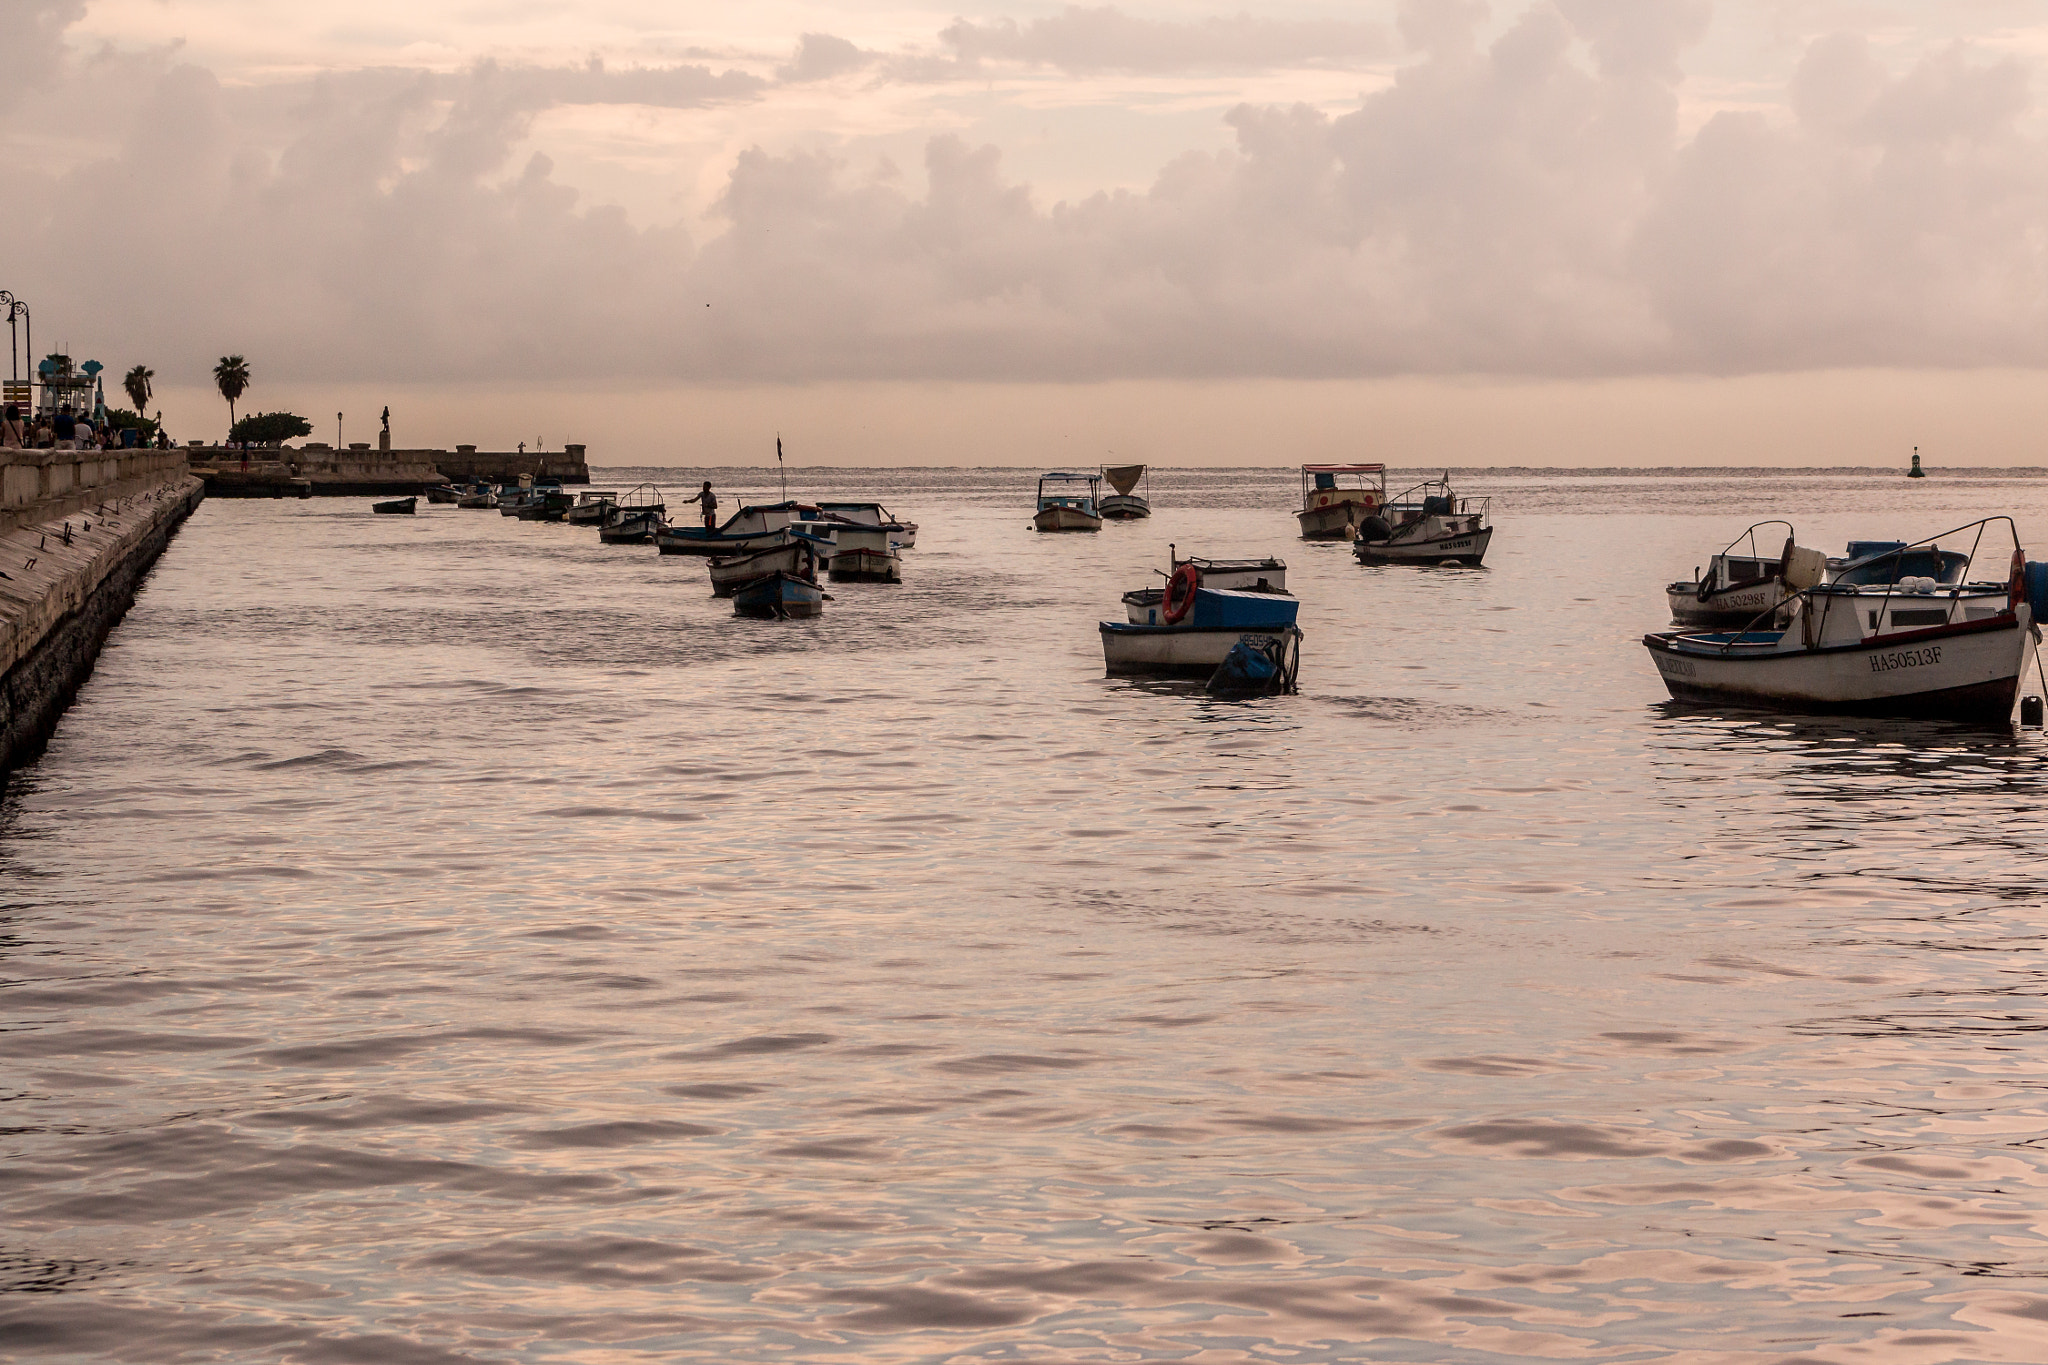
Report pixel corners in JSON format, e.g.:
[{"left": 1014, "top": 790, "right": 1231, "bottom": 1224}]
[
  {"left": 696, "top": 481, "right": 718, "bottom": 529},
  {"left": 52, "top": 408, "right": 76, "bottom": 450},
  {"left": 1, "top": 403, "right": 21, "bottom": 448}
]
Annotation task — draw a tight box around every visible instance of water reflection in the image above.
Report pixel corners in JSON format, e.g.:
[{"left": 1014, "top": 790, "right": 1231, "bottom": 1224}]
[{"left": 7, "top": 473, "right": 2048, "bottom": 1360}]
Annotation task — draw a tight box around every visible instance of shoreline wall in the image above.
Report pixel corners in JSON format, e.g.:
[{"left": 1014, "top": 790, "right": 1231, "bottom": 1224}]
[{"left": 0, "top": 467, "right": 205, "bottom": 776}]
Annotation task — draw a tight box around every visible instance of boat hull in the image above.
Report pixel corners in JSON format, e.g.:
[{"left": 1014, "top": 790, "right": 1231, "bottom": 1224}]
[
  {"left": 371, "top": 498, "right": 416, "bottom": 514},
  {"left": 425, "top": 486, "right": 459, "bottom": 504},
  {"left": 1101, "top": 624, "right": 1297, "bottom": 676},
  {"left": 828, "top": 548, "right": 901, "bottom": 582},
  {"left": 1034, "top": 506, "right": 1102, "bottom": 532},
  {"left": 455, "top": 493, "right": 497, "bottom": 509},
  {"left": 1643, "top": 613, "right": 2036, "bottom": 722},
  {"left": 1355, "top": 525, "right": 1492, "bottom": 565},
  {"left": 1297, "top": 499, "right": 1375, "bottom": 539},
  {"left": 1100, "top": 494, "right": 1150, "bottom": 519},
  {"left": 732, "top": 571, "right": 825, "bottom": 619},
  {"left": 1666, "top": 580, "right": 1790, "bottom": 627},
  {"left": 599, "top": 513, "right": 664, "bottom": 545},
  {"left": 660, "top": 527, "right": 796, "bottom": 556},
  {"left": 708, "top": 542, "right": 820, "bottom": 597},
  {"left": 565, "top": 504, "right": 613, "bottom": 525}
]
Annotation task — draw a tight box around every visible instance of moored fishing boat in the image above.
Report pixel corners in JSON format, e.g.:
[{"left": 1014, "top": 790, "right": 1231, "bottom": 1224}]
[
  {"left": 827, "top": 526, "right": 901, "bottom": 583},
  {"left": 1101, "top": 556, "right": 1302, "bottom": 676},
  {"left": 1033, "top": 472, "right": 1102, "bottom": 532},
  {"left": 1643, "top": 518, "right": 2045, "bottom": 722},
  {"left": 371, "top": 496, "right": 416, "bottom": 514},
  {"left": 516, "top": 487, "right": 574, "bottom": 522},
  {"left": 1122, "top": 554, "right": 1286, "bottom": 622},
  {"left": 1297, "top": 464, "right": 1384, "bottom": 539},
  {"left": 1352, "top": 474, "right": 1493, "bottom": 565},
  {"left": 732, "top": 570, "right": 827, "bottom": 619},
  {"left": 807, "top": 502, "right": 918, "bottom": 549},
  {"left": 599, "top": 508, "right": 664, "bottom": 545},
  {"left": 707, "top": 537, "right": 828, "bottom": 597},
  {"left": 1100, "top": 464, "right": 1151, "bottom": 519},
  {"left": 455, "top": 480, "right": 497, "bottom": 509},
  {"left": 565, "top": 490, "right": 617, "bottom": 525},
  {"left": 424, "top": 484, "right": 460, "bottom": 504},
  {"left": 1668, "top": 522, "right": 1804, "bottom": 627},
  {"left": 659, "top": 501, "right": 818, "bottom": 556}
]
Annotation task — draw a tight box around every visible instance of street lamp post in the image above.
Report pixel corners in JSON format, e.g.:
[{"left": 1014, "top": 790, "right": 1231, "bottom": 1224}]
[
  {"left": 337, "top": 412, "right": 343, "bottom": 448},
  {"left": 0, "top": 290, "right": 29, "bottom": 392}
]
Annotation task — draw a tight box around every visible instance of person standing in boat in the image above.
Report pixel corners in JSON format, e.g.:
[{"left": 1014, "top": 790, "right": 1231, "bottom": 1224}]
[{"left": 695, "top": 481, "right": 718, "bottom": 529}]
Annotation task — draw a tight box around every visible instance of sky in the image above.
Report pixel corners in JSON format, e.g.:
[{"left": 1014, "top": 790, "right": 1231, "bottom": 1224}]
[{"left": 3, "top": 0, "right": 2047, "bottom": 465}]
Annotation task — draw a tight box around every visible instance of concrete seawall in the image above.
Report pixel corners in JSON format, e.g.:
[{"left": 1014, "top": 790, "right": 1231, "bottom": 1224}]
[{"left": 0, "top": 465, "right": 204, "bottom": 775}]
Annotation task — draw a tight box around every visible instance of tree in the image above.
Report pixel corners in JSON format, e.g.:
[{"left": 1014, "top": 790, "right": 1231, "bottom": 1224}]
[
  {"left": 101, "top": 407, "right": 160, "bottom": 440},
  {"left": 227, "top": 411, "right": 312, "bottom": 446},
  {"left": 213, "top": 354, "right": 250, "bottom": 434},
  {"left": 123, "top": 364, "right": 153, "bottom": 413}
]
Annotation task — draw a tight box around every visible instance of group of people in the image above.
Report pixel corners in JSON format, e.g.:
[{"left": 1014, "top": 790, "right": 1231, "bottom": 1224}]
[{"left": 1, "top": 403, "right": 170, "bottom": 451}]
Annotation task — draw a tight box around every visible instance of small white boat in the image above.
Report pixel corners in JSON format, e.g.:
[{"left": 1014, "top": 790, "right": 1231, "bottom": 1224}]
[
  {"left": 1100, "top": 464, "right": 1151, "bottom": 519},
  {"left": 455, "top": 480, "right": 497, "bottom": 509},
  {"left": 1101, "top": 554, "right": 1302, "bottom": 677},
  {"left": 827, "top": 525, "right": 901, "bottom": 582},
  {"left": 1644, "top": 518, "right": 2044, "bottom": 722},
  {"left": 708, "top": 537, "right": 826, "bottom": 597},
  {"left": 565, "top": 490, "right": 617, "bottom": 525},
  {"left": 660, "top": 500, "right": 817, "bottom": 556},
  {"left": 1668, "top": 521, "right": 1801, "bottom": 627},
  {"left": 1297, "top": 464, "right": 1385, "bottom": 540},
  {"left": 1033, "top": 472, "right": 1102, "bottom": 532},
  {"left": 599, "top": 509, "right": 665, "bottom": 545},
  {"left": 808, "top": 502, "right": 917, "bottom": 550},
  {"left": 1353, "top": 475, "right": 1493, "bottom": 565}
]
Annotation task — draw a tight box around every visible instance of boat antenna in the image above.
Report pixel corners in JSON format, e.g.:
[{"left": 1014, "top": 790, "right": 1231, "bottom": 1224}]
[{"left": 777, "top": 433, "right": 787, "bottom": 501}]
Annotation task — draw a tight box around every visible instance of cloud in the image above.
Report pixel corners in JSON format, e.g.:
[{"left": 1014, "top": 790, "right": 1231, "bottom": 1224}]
[
  {"left": 3, "top": 2, "right": 2046, "bottom": 390},
  {"left": 0, "top": 0, "right": 86, "bottom": 107},
  {"left": 780, "top": 33, "right": 875, "bottom": 83},
  {"left": 939, "top": 5, "right": 1395, "bottom": 73}
]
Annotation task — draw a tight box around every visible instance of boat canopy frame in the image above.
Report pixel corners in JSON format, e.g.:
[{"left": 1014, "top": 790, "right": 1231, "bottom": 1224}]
[{"left": 1701, "top": 515, "right": 2022, "bottom": 654}]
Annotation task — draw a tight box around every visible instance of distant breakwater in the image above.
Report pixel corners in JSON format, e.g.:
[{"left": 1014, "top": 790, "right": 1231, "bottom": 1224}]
[
  {"left": 191, "top": 442, "right": 588, "bottom": 496},
  {"left": 0, "top": 449, "right": 203, "bottom": 775}
]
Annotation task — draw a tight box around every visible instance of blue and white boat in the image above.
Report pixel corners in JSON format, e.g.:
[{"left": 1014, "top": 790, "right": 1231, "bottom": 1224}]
[
  {"left": 708, "top": 536, "right": 828, "bottom": 597},
  {"left": 732, "top": 570, "right": 827, "bottom": 619},
  {"left": 658, "top": 501, "right": 816, "bottom": 556},
  {"left": 1101, "top": 557, "right": 1302, "bottom": 676},
  {"left": 1033, "top": 473, "right": 1102, "bottom": 532},
  {"left": 1644, "top": 518, "right": 2044, "bottom": 722}
]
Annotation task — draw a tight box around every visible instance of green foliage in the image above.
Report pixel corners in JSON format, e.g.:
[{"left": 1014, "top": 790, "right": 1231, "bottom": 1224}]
[
  {"left": 123, "top": 364, "right": 154, "bottom": 411},
  {"left": 101, "top": 407, "right": 160, "bottom": 439},
  {"left": 214, "top": 354, "right": 250, "bottom": 428},
  {"left": 228, "top": 411, "right": 312, "bottom": 445}
]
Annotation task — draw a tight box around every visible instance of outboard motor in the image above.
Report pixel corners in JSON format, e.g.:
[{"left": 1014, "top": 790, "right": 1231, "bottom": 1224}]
[{"left": 1358, "top": 514, "right": 1392, "bottom": 544}]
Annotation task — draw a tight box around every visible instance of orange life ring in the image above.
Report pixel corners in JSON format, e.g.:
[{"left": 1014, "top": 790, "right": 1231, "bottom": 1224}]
[
  {"left": 1318, "top": 495, "right": 1329, "bottom": 506},
  {"left": 2010, "top": 548, "right": 2026, "bottom": 609},
  {"left": 1163, "top": 562, "right": 1199, "bottom": 624}
]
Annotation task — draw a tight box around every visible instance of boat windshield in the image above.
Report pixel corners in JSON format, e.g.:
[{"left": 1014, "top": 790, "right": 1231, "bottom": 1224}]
[{"left": 1833, "top": 547, "right": 1970, "bottom": 586}]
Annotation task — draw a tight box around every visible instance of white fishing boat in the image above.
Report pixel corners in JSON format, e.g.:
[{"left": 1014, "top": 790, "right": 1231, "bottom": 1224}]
[
  {"left": 1101, "top": 555, "right": 1302, "bottom": 676},
  {"left": 1668, "top": 521, "right": 1802, "bottom": 627},
  {"left": 1297, "top": 464, "right": 1385, "bottom": 539},
  {"left": 808, "top": 502, "right": 918, "bottom": 550},
  {"left": 1644, "top": 518, "right": 2045, "bottom": 722},
  {"left": 1352, "top": 475, "right": 1493, "bottom": 565},
  {"left": 827, "top": 525, "right": 901, "bottom": 582},
  {"left": 455, "top": 480, "right": 497, "bottom": 509},
  {"left": 1100, "top": 465, "right": 1151, "bottom": 519},
  {"left": 1033, "top": 472, "right": 1103, "bottom": 532},
  {"left": 707, "top": 538, "right": 826, "bottom": 597},
  {"left": 659, "top": 500, "right": 817, "bottom": 556},
  {"left": 565, "top": 490, "right": 617, "bottom": 525}
]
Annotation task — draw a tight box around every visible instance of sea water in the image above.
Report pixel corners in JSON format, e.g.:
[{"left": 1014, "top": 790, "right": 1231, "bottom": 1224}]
[{"left": 5, "top": 466, "right": 2048, "bottom": 1362}]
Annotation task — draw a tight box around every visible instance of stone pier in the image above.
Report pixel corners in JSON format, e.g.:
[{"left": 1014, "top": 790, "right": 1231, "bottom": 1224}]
[
  {"left": 191, "top": 443, "right": 588, "bottom": 495},
  {"left": 0, "top": 445, "right": 203, "bottom": 775}
]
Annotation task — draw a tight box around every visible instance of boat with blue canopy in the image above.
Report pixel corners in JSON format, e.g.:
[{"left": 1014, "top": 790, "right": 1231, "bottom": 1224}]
[
  {"left": 659, "top": 500, "right": 818, "bottom": 556},
  {"left": 1033, "top": 473, "right": 1102, "bottom": 532},
  {"left": 1101, "top": 554, "right": 1302, "bottom": 677}
]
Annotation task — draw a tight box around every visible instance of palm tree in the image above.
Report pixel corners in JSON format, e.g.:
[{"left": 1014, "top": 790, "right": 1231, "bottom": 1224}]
[
  {"left": 123, "top": 364, "right": 153, "bottom": 413},
  {"left": 213, "top": 355, "right": 250, "bottom": 434}
]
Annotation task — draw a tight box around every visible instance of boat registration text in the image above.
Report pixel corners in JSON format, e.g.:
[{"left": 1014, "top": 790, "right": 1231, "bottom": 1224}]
[{"left": 1870, "top": 644, "right": 1942, "bottom": 674}]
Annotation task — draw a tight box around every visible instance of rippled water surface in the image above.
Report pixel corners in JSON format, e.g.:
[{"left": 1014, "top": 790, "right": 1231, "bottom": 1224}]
[{"left": 9, "top": 466, "right": 2048, "bottom": 1363}]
